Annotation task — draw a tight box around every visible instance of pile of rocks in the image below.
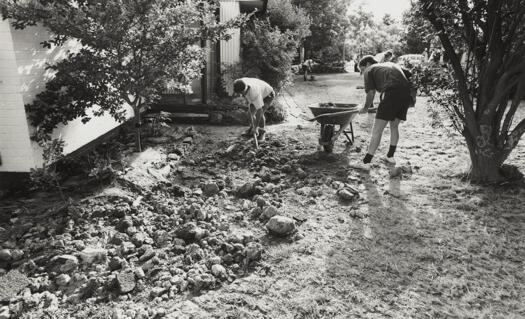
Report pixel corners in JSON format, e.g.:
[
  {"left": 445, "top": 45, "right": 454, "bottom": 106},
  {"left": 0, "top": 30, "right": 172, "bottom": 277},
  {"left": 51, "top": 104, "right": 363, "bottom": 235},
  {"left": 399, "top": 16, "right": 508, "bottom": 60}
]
[{"left": 0, "top": 183, "right": 265, "bottom": 317}]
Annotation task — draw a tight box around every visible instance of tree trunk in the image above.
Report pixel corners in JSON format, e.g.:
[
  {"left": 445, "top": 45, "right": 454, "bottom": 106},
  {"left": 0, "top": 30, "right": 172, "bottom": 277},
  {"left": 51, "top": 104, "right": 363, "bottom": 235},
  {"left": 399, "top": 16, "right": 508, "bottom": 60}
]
[
  {"left": 464, "top": 132, "right": 505, "bottom": 183},
  {"left": 134, "top": 107, "right": 142, "bottom": 152}
]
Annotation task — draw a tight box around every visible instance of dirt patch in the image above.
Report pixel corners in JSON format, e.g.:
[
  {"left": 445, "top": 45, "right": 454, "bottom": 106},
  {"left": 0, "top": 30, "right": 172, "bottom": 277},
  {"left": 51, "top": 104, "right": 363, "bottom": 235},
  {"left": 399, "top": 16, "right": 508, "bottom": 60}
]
[{"left": 0, "top": 73, "right": 524, "bottom": 318}]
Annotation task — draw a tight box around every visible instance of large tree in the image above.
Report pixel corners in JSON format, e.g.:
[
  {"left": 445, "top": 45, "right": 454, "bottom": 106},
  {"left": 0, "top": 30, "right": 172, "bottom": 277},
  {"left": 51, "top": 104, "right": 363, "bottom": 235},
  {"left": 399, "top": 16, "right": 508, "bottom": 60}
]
[
  {"left": 1, "top": 0, "right": 245, "bottom": 151},
  {"left": 292, "top": 0, "right": 351, "bottom": 61},
  {"left": 346, "top": 7, "right": 405, "bottom": 58},
  {"left": 419, "top": 0, "right": 525, "bottom": 182},
  {"left": 401, "top": 2, "right": 434, "bottom": 54}
]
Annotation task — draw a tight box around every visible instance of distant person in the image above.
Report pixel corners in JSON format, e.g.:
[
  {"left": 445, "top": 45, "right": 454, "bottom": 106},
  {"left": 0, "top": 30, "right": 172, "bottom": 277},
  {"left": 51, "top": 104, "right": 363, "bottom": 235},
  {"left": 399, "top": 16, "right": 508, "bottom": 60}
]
[
  {"left": 354, "top": 57, "right": 360, "bottom": 72},
  {"left": 233, "top": 78, "right": 275, "bottom": 142},
  {"left": 356, "top": 55, "right": 412, "bottom": 170},
  {"left": 302, "top": 58, "right": 314, "bottom": 81},
  {"left": 375, "top": 50, "right": 393, "bottom": 63}
]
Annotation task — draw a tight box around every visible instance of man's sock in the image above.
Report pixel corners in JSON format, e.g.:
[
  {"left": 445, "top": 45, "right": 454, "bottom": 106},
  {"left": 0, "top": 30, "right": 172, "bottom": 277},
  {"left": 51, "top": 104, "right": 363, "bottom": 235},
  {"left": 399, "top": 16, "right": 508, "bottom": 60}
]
[
  {"left": 363, "top": 153, "right": 373, "bottom": 164},
  {"left": 387, "top": 145, "right": 397, "bottom": 158}
]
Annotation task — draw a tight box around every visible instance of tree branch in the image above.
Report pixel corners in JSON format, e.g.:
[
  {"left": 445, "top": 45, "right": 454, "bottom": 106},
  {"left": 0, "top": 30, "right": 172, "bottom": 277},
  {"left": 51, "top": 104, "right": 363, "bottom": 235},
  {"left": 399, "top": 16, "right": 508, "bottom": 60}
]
[
  {"left": 505, "top": 118, "right": 525, "bottom": 152},
  {"left": 479, "top": 0, "right": 504, "bottom": 114},
  {"left": 422, "top": 1, "right": 478, "bottom": 136},
  {"left": 485, "top": 60, "right": 525, "bottom": 122},
  {"left": 500, "top": 77, "right": 525, "bottom": 144}
]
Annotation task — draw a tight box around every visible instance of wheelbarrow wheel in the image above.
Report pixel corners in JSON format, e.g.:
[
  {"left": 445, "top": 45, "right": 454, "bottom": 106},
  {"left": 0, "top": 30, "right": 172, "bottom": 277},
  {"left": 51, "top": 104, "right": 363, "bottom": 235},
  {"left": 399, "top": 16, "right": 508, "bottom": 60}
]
[{"left": 320, "top": 124, "right": 335, "bottom": 153}]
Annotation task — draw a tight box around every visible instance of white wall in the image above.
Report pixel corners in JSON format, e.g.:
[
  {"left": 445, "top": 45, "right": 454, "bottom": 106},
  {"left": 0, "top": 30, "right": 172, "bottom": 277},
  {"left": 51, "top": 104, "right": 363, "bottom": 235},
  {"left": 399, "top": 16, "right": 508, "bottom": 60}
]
[
  {"left": 0, "top": 20, "right": 35, "bottom": 172},
  {"left": 6, "top": 22, "right": 133, "bottom": 169},
  {"left": 220, "top": 1, "right": 241, "bottom": 65}
]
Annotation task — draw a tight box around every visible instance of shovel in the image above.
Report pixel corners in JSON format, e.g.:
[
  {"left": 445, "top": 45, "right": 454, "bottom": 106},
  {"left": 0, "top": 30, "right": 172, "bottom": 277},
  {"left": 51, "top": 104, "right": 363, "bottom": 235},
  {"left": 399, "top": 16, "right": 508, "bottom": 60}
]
[{"left": 249, "top": 110, "right": 259, "bottom": 149}]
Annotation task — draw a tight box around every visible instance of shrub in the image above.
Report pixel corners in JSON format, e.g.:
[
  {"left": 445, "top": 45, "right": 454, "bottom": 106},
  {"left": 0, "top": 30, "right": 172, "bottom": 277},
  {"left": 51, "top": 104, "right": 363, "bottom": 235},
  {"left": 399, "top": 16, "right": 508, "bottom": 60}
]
[{"left": 241, "top": 19, "right": 297, "bottom": 93}]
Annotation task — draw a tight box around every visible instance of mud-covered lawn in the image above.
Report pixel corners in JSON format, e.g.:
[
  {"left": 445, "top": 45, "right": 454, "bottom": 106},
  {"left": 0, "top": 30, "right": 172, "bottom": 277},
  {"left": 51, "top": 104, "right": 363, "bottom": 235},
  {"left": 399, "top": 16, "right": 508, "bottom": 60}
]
[{"left": 1, "top": 73, "right": 524, "bottom": 319}]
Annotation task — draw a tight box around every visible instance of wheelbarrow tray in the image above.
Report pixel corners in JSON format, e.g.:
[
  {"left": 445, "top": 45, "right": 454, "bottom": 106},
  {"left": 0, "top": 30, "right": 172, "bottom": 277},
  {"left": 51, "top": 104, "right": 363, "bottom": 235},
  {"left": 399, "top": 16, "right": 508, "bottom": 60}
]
[{"left": 309, "top": 103, "right": 359, "bottom": 125}]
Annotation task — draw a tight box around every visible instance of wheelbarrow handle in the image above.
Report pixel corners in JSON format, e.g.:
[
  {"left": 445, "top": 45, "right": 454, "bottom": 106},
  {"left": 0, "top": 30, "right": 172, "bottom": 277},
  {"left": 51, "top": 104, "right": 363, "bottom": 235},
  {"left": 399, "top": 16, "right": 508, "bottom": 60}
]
[{"left": 308, "top": 109, "right": 359, "bottom": 122}]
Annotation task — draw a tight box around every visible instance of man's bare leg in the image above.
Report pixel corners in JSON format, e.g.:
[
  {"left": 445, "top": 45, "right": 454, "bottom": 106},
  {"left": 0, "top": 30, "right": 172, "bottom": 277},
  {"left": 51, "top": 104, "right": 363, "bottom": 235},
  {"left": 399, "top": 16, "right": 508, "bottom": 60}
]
[
  {"left": 384, "top": 118, "right": 400, "bottom": 161},
  {"left": 367, "top": 118, "right": 388, "bottom": 155},
  {"left": 250, "top": 104, "right": 258, "bottom": 131},
  {"left": 389, "top": 119, "right": 400, "bottom": 146}
]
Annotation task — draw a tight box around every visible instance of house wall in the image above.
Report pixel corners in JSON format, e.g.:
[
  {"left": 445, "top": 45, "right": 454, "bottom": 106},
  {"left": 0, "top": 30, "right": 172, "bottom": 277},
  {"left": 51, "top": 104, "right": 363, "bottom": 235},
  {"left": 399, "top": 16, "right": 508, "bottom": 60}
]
[
  {"left": 220, "top": 1, "right": 241, "bottom": 66},
  {"left": 6, "top": 22, "right": 133, "bottom": 169},
  {"left": 220, "top": 1, "right": 241, "bottom": 96},
  {"left": 0, "top": 20, "right": 35, "bottom": 173}
]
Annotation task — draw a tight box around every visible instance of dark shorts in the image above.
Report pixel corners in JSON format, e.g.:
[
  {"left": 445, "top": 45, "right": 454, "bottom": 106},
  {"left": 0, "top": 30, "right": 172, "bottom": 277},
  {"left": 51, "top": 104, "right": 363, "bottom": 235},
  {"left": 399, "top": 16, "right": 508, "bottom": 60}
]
[{"left": 376, "top": 87, "right": 411, "bottom": 121}]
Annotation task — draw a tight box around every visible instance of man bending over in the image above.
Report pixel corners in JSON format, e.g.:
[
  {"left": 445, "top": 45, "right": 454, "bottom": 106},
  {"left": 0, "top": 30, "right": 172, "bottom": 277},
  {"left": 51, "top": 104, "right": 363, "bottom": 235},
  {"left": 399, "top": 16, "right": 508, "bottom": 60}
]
[
  {"left": 358, "top": 55, "right": 412, "bottom": 169},
  {"left": 233, "top": 78, "right": 275, "bottom": 142}
]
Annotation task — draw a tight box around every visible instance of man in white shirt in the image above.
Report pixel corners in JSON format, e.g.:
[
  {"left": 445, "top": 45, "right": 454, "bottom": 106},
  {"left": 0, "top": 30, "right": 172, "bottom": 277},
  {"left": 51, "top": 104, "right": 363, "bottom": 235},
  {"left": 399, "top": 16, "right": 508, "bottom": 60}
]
[{"left": 233, "top": 78, "right": 275, "bottom": 142}]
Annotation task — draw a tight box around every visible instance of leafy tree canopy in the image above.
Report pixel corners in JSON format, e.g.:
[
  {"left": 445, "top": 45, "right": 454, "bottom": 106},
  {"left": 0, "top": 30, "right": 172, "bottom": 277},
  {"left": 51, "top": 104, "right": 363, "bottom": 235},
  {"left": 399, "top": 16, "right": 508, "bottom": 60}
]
[
  {"left": 1, "top": 0, "right": 246, "bottom": 148},
  {"left": 292, "top": 0, "right": 351, "bottom": 61},
  {"left": 267, "top": 0, "right": 311, "bottom": 41},
  {"left": 346, "top": 6, "right": 405, "bottom": 58}
]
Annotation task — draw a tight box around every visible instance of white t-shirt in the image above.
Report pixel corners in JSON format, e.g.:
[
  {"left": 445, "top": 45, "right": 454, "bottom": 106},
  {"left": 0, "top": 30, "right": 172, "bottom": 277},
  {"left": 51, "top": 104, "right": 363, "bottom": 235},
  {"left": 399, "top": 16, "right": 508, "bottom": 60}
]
[{"left": 241, "top": 77, "right": 274, "bottom": 109}]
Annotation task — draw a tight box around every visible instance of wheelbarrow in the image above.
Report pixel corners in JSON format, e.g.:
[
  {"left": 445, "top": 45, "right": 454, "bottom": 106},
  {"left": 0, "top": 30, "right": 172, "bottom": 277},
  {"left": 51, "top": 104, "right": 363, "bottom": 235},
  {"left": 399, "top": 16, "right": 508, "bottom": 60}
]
[{"left": 308, "top": 103, "right": 359, "bottom": 153}]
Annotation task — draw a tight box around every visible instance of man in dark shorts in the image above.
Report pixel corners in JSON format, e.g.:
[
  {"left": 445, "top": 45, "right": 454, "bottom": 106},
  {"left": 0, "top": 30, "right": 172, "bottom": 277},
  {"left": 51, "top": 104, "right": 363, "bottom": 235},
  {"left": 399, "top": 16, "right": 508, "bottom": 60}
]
[{"left": 357, "top": 55, "right": 412, "bottom": 169}]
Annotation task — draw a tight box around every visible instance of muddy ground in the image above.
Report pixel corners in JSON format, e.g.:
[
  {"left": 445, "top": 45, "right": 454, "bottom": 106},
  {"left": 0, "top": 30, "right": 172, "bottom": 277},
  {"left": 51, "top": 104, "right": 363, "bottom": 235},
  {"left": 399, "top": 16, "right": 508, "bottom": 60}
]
[{"left": 0, "top": 73, "right": 524, "bottom": 319}]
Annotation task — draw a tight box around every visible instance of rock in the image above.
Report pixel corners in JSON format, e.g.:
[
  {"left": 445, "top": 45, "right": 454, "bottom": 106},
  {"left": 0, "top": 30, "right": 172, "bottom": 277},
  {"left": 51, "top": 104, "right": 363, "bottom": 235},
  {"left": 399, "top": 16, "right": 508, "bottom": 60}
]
[
  {"left": 78, "top": 247, "right": 107, "bottom": 265},
  {"left": 117, "top": 217, "right": 133, "bottom": 232},
  {"left": 131, "top": 232, "right": 151, "bottom": 246},
  {"left": 250, "top": 207, "right": 262, "bottom": 219},
  {"left": 211, "top": 264, "right": 227, "bottom": 278},
  {"left": 260, "top": 206, "right": 279, "bottom": 220},
  {"left": 0, "top": 306, "right": 9, "bottom": 319},
  {"left": 255, "top": 196, "right": 268, "bottom": 208},
  {"left": 134, "top": 268, "right": 145, "bottom": 279},
  {"left": 227, "top": 233, "right": 244, "bottom": 244},
  {"left": 150, "top": 287, "right": 167, "bottom": 298},
  {"left": 245, "top": 242, "right": 263, "bottom": 262},
  {"left": 207, "top": 256, "right": 221, "bottom": 267},
  {"left": 112, "top": 308, "right": 125, "bottom": 319},
  {"left": 55, "top": 274, "right": 71, "bottom": 286},
  {"left": 0, "top": 249, "right": 11, "bottom": 262},
  {"left": 110, "top": 233, "right": 128, "bottom": 245},
  {"left": 296, "top": 187, "right": 311, "bottom": 196},
  {"left": 236, "top": 181, "right": 260, "bottom": 198},
  {"left": 109, "top": 257, "right": 124, "bottom": 271},
  {"left": 467, "top": 196, "right": 484, "bottom": 206},
  {"left": 296, "top": 168, "right": 307, "bottom": 178},
  {"left": 337, "top": 189, "right": 356, "bottom": 201},
  {"left": 119, "top": 242, "right": 136, "bottom": 256},
  {"left": 168, "top": 153, "right": 180, "bottom": 161},
  {"left": 139, "top": 248, "right": 156, "bottom": 262},
  {"left": 0, "top": 270, "right": 30, "bottom": 302},
  {"left": 116, "top": 271, "right": 136, "bottom": 294},
  {"left": 185, "top": 244, "right": 204, "bottom": 262},
  {"left": 202, "top": 182, "right": 220, "bottom": 197},
  {"left": 51, "top": 255, "right": 79, "bottom": 273},
  {"left": 389, "top": 167, "right": 403, "bottom": 178},
  {"left": 175, "top": 222, "right": 198, "bottom": 240},
  {"left": 194, "top": 228, "right": 209, "bottom": 240},
  {"left": 266, "top": 216, "right": 296, "bottom": 237}
]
